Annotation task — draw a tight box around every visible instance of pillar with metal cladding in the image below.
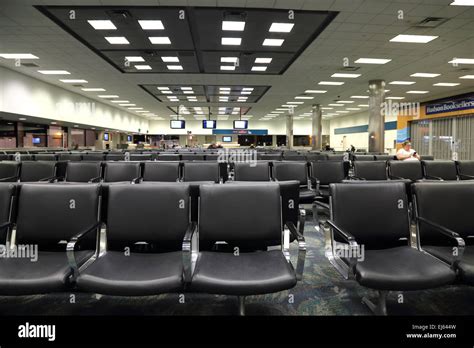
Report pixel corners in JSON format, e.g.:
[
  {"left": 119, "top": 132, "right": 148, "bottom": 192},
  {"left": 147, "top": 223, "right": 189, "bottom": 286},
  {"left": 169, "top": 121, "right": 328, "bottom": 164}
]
[
  {"left": 286, "top": 111, "right": 294, "bottom": 149},
  {"left": 311, "top": 104, "right": 322, "bottom": 150},
  {"left": 368, "top": 79, "right": 386, "bottom": 153}
]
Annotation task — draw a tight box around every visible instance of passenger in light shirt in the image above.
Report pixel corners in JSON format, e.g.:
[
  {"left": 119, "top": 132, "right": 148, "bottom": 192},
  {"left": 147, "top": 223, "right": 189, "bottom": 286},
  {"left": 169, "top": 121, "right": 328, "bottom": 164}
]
[{"left": 396, "top": 141, "right": 421, "bottom": 161}]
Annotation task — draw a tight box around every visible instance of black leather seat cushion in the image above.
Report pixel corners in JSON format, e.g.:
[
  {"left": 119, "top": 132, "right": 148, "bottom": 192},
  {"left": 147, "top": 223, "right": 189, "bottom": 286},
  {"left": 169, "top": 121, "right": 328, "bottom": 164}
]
[
  {"left": 20, "top": 161, "right": 56, "bottom": 182},
  {"left": 423, "top": 245, "right": 474, "bottom": 285},
  {"left": 299, "top": 187, "right": 317, "bottom": 202},
  {"left": 191, "top": 250, "right": 296, "bottom": 295},
  {"left": 76, "top": 251, "right": 183, "bottom": 295},
  {"left": 423, "top": 160, "right": 457, "bottom": 180},
  {"left": 355, "top": 246, "right": 455, "bottom": 291},
  {"left": 0, "top": 250, "right": 93, "bottom": 295}
]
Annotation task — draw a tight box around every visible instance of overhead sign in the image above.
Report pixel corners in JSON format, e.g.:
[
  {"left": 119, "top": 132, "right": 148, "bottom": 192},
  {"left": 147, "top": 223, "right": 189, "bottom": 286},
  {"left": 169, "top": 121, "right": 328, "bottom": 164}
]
[
  {"left": 212, "top": 129, "right": 268, "bottom": 135},
  {"left": 425, "top": 96, "right": 474, "bottom": 115}
]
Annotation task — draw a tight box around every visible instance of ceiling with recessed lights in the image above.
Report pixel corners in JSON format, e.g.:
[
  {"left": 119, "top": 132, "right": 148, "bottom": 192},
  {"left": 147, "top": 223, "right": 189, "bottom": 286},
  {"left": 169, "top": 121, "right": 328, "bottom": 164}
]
[{"left": 0, "top": 0, "right": 473, "bottom": 126}]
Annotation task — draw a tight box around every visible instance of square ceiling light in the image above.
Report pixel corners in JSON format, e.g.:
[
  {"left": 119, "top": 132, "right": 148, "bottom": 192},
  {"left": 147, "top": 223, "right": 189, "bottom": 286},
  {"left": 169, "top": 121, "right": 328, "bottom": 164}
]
[
  {"left": 389, "top": 34, "right": 438, "bottom": 43},
  {"left": 262, "top": 38, "right": 284, "bottom": 46},
  {"left": 222, "top": 21, "right": 245, "bottom": 31},
  {"left": 105, "top": 37, "right": 129, "bottom": 44},
  {"left": 138, "top": 20, "right": 164, "bottom": 30},
  {"left": 221, "top": 37, "right": 242, "bottom": 45},
  {"left": 88, "top": 20, "right": 116, "bottom": 30},
  {"left": 149, "top": 37, "right": 171, "bottom": 44}
]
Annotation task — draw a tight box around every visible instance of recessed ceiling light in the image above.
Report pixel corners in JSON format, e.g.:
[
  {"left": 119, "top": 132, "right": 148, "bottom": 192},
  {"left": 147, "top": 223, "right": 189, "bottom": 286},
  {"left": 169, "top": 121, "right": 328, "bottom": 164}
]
[
  {"left": 389, "top": 34, "right": 438, "bottom": 43},
  {"left": 222, "top": 21, "right": 245, "bottom": 31},
  {"left": 355, "top": 58, "right": 391, "bottom": 64},
  {"left": 220, "top": 87, "right": 231, "bottom": 90},
  {"left": 128, "top": 107, "right": 143, "bottom": 110},
  {"left": 331, "top": 73, "right": 361, "bottom": 78},
  {"left": 251, "top": 66, "right": 267, "bottom": 71},
  {"left": 336, "top": 101, "right": 354, "bottom": 104},
  {"left": 125, "top": 56, "right": 144, "bottom": 62},
  {"left": 358, "top": 104, "right": 369, "bottom": 107},
  {"left": 119, "top": 103, "right": 136, "bottom": 106},
  {"left": 328, "top": 104, "right": 343, "bottom": 107},
  {"left": 459, "top": 75, "right": 474, "bottom": 79},
  {"left": 73, "top": 125, "right": 79, "bottom": 127},
  {"left": 295, "top": 96, "right": 314, "bottom": 99},
  {"left": 321, "top": 107, "right": 333, "bottom": 110},
  {"left": 167, "top": 65, "right": 183, "bottom": 70},
  {"left": 81, "top": 88, "right": 105, "bottom": 91},
  {"left": 336, "top": 111, "right": 349, "bottom": 113},
  {"left": 51, "top": 121, "right": 57, "bottom": 124},
  {"left": 98, "top": 95, "right": 119, "bottom": 98},
  {"left": 255, "top": 58, "right": 272, "bottom": 64},
  {"left": 87, "top": 20, "right": 116, "bottom": 30},
  {"left": 157, "top": 87, "right": 169, "bottom": 90},
  {"left": 433, "top": 82, "right": 460, "bottom": 86},
  {"left": 386, "top": 97, "right": 405, "bottom": 100},
  {"left": 60, "top": 79, "right": 88, "bottom": 83},
  {"left": 269, "top": 22, "right": 294, "bottom": 33},
  {"left": 350, "top": 95, "right": 369, "bottom": 99},
  {"left": 411, "top": 73, "right": 440, "bottom": 78},
  {"left": 242, "top": 88, "right": 254, "bottom": 91},
  {"left": 241, "top": 91, "right": 252, "bottom": 95},
  {"left": 136, "top": 110, "right": 150, "bottom": 113},
  {"left": 406, "top": 90, "right": 429, "bottom": 94},
  {"left": 318, "top": 81, "right": 344, "bottom": 85},
  {"left": 221, "top": 37, "right": 242, "bottom": 45},
  {"left": 448, "top": 58, "right": 474, "bottom": 64},
  {"left": 161, "top": 90, "right": 172, "bottom": 94},
  {"left": 450, "top": 0, "right": 474, "bottom": 5},
  {"left": 105, "top": 37, "right": 129, "bottom": 44},
  {"left": 183, "top": 91, "right": 194, "bottom": 94},
  {"left": 288, "top": 101, "right": 304, "bottom": 104},
  {"left": 389, "top": 81, "right": 416, "bottom": 85},
  {"left": 181, "top": 87, "right": 192, "bottom": 90},
  {"left": 161, "top": 56, "right": 179, "bottom": 62},
  {"left": 305, "top": 90, "right": 327, "bottom": 93},
  {"left": 0, "top": 53, "right": 39, "bottom": 59},
  {"left": 138, "top": 20, "right": 164, "bottom": 30},
  {"left": 221, "top": 57, "right": 238, "bottom": 63},
  {"left": 346, "top": 108, "right": 361, "bottom": 111},
  {"left": 19, "top": 118, "right": 27, "bottom": 121},
  {"left": 37, "top": 70, "right": 70, "bottom": 75},
  {"left": 149, "top": 37, "right": 171, "bottom": 44},
  {"left": 220, "top": 65, "right": 235, "bottom": 71},
  {"left": 111, "top": 100, "right": 129, "bottom": 103},
  {"left": 263, "top": 38, "right": 284, "bottom": 46},
  {"left": 219, "top": 90, "right": 230, "bottom": 94},
  {"left": 135, "top": 65, "right": 152, "bottom": 70}
]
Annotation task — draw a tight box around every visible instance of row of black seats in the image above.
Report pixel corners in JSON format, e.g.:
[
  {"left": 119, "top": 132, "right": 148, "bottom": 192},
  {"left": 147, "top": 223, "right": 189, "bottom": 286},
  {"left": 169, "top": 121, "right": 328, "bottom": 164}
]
[
  {"left": 0, "top": 182, "right": 305, "bottom": 314},
  {"left": 322, "top": 180, "right": 473, "bottom": 315},
  {"left": 1, "top": 153, "right": 224, "bottom": 162},
  {"left": 349, "top": 154, "right": 434, "bottom": 161}
]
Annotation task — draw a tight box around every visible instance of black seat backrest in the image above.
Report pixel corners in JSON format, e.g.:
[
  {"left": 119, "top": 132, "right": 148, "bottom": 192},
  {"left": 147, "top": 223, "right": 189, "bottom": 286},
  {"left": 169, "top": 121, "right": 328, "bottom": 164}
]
[
  {"left": 354, "top": 161, "right": 388, "bottom": 180},
  {"left": 183, "top": 162, "right": 219, "bottom": 182},
  {"left": 283, "top": 154, "right": 306, "bottom": 161},
  {"left": 19, "top": 155, "right": 34, "bottom": 161},
  {"left": 330, "top": 182, "right": 409, "bottom": 249},
  {"left": 326, "top": 154, "right": 345, "bottom": 161},
  {"left": 388, "top": 160, "right": 423, "bottom": 181},
  {"left": 421, "top": 155, "right": 434, "bottom": 161},
  {"left": 103, "top": 162, "right": 141, "bottom": 182},
  {"left": 205, "top": 154, "right": 219, "bottom": 161},
  {"left": 199, "top": 183, "right": 281, "bottom": 245},
  {"left": 374, "top": 155, "right": 394, "bottom": 161},
  {"left": 306, "top": 153, "right": 327, "bottom": 161},
  {"left": 311, "top": 161, "right": 345, "bottom": 185},
  {"left": 142, "top": 162, "right": 180, "bottom": 182},
  {"left": 353, "top": 154, "right": 375, "bottom": 161},
  {"left": 16, "top": 184, "right": 100, "bottom": 249},
  {"left": 106, "top": 153, "right": 125, "bottom": 161},
  {"left": 157, "top": 154, "right": 180, "bottom": 161},
  {"left": 234, "top": 161, "right": 271, "bottom": 181},
  {"left": 66, "top": 162, "right": 102, "bottom": 182},
  {"left": 272, "top": 161, "right": 308, "bottom": 185},
  {"left": 58, "top": 153, "right": 82, "bottom": 161},
  {"left": 19, "top": 161, "right": 57, "bottom": 182},
  {"left": 0, "top": 183, "right": 16, "bottom": 243},
  {"left": 258, "top": 153, "right": 282, "bottom": 161},
  {"left": 456, "top": 160, "right": 474, "bottom": 178},
  {"left": 422, "top": 160, "right": 458, "bottom": 180},
  {"left": 0, "top": 162, "right": 20, "bottom": 181},
  {"left": 34, "top": 154, "right": 57, "bottom": 161},
  {"left": 0, "top": 154, "right": 11, "bottom": 161},
  {"left": 413, "top": 182, "right": 474, "bottom": 244},
  {"left": 82, "top": 153, "right": 105, "bottom": 161},
  {"left": 181, "top": 154, "right": 205, "bottom": 161},
  {"left": 106, "top": 183, "right": 190, "bottom": 250},
  {"left": 130, "top": 154, "right": 152, "bottom": 161}
]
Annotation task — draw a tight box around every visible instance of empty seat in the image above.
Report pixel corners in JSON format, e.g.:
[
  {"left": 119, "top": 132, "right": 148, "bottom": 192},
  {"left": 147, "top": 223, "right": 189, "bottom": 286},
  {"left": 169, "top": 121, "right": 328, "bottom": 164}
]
[
  {"left": 157, "top": 154, "right": 180, "bottom": 161},
  {"left": 422, "top": 160, "right": 458, "bottom": 181},
  {"left": 103, "top": 162, "right": 141, "bottom": 183},
  {"left": 234, "top": 161, "right": 271, "bottom": 181},
  {"left": 0, "top": 154, "right": 11, "bottom": 161},
  {"left": 181, "top": 154, "right": 205, "bottom": 161},
  {"left": 0, "top": 184, "right": 101, "bottom": 295},
  {"left": 311, "top": 161, "right": 346, "bottom": 197},
  {"left": 19, "top": 161, "right": 57, "bottom": 182},
  {"left": 456, "top": 160, "right": 474, "bottom": 180},
  {"left": 353, "top": 154, "right": 375, "bottom": 161},
  {"left": 0, "top": 183, "right": 16, "bottom": 243},
  {"left": 388, "top": 160, "right": 423, "bottom": 181},
  {"left": 272, "top": 161, "right": 316, "bottom": 203},
  {"left": 326, "top": 154, "right": 345, "bottom": 161},
  {"left": 189, "top": 184, "right": 304, "bottom": 312},
  {"left": 18, "top": 154, "right": 34, "bottom": 161},
  {"left": 0, "top": 162, "right": 21, "bottom": 182},
  {"left": 74, "top": 184, "right": 191, "bottom": 296},
  {"left": 353, "top": 161, "right": 388, "bottom": 180},
  {"left": 413, "top": 182, "right": 474, "bottom": 285},
  {"left": 374, "top": 155, "right": 394, "bottom": 161},
  {"left": 306, "top": 153, "right": 327, "bottom": 161},
  {"left": 283, "top": 154, "right": 306, "bottom": 161},
  {"left": 65, "top": 162, "right": 102, "bottom": 183},
  {"left": 182, "top": 162, "right": 220, "bottom": 183},
  {"left": 324, "top": 182, "right": 456, "bottom": 314},
  {"left": 142, "top": 162, "right": 180, "bottom": 182},
  {"left": 58, "top": 153, "right": 82, "bottom": 161},
  {"left": 82, "top": 153, "right": 105, "bottom": 161},
  {"left": 106, "top": 153, "right": 125, "bottom": 161},
  {"left": 258, "top": 153, "right": 282, "bottom": 161},
  {"left": 34, "top": 154, "right": 57, "bottom": 161},
  {"left": 130, "top": 154, "right": 153, "bottom": 161}
]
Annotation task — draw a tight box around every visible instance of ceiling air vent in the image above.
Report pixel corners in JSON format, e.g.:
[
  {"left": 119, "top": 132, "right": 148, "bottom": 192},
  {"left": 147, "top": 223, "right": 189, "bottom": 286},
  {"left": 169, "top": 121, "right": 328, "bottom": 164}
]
[
  {"left": 105, "top": 10, "right": 133, "bottom": 20},
  {"left": 20, "top": 63, "right": 39, "bottom": 67},
  {"left": 414, "top": 17, "right": 448, "bottom": 28},
  {"left": 222, "top": 11, "right": 247, "bottom": 21},
  {"left": 339, "top": 66, "right": 360, "bottom": 72}
]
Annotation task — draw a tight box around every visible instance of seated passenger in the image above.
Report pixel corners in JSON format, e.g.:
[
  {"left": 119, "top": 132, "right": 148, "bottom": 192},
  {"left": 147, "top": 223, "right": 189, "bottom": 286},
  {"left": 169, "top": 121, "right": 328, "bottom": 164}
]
[{"left": 396, "top": 141, "right": 420, "bottom": 161}]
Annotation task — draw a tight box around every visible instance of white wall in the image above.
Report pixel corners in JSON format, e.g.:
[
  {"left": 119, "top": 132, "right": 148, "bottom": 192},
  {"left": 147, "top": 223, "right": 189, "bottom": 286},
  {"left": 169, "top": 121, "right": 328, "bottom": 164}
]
[
  {"left": 328, "top": 111, "right": 397, "bottom": 153},
  {"left": 0, "top": 66, "right": 149, "bottom": 133}
]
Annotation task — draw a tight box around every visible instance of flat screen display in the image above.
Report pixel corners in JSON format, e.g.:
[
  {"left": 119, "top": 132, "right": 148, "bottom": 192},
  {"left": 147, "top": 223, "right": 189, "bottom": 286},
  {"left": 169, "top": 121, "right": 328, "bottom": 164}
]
[
  {"left": 233, "top": 120, "right": 248, "bottom": 129},
  {"left": 170, "top": 120, "right": 185, "bottom": 129},
  {"left": 32, "top": 137, "right": 41, "bottom": 144},
  {"left": 127, "top": 135, "right": 132, "bottom": 142},
  {"left": 103, "top": 133, "right": 109, "bottom": 141},
  {"left": 222, "top": 136, "right": 232, "bottom": 142},
  {"left": 202, "top": 120, "right": 217, "bottom": 129}
]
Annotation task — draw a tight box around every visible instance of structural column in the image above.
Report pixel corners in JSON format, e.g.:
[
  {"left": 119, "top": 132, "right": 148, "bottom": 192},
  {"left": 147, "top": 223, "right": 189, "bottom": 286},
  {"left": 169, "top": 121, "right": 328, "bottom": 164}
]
[
  {"left": 272, "top": 134, "right": 277, "bottom": 147},
  {"left": 312, "top": 104, "right": 322, "bottom": 150},
  {"left": 286, "top": 112, "right": 294, "bottom": 149},
  {"left": 368, "top": 79, "right": 386, "bottom": 153}
]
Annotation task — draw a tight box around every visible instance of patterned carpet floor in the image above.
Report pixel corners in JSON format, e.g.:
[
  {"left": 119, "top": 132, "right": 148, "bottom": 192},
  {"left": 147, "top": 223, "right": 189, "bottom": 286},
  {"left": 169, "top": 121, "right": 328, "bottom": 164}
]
[{"left": 0, "top": 216, "right": 472, "bottom": 316}]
